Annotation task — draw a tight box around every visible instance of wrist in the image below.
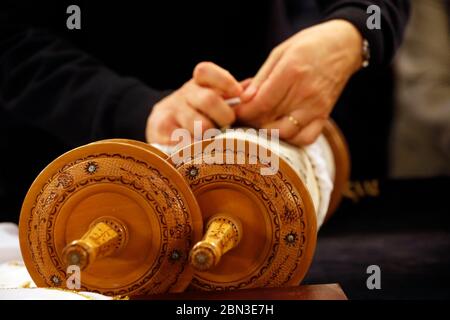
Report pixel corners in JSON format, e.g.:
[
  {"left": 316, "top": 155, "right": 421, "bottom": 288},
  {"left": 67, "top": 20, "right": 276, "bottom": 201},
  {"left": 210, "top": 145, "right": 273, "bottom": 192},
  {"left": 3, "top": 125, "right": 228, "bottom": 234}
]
[
  {"left": 341, "top": 20, "right": 365, "bottom": 73},
  {"left": 329, "top": 19, "right": 365, "bottom": 73}
]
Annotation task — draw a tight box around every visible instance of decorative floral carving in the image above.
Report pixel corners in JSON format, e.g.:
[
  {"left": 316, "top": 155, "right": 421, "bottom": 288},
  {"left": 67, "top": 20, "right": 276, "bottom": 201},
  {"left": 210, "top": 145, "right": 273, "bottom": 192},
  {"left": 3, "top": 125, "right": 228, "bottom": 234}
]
[
  {"left": 169, "top": 250, "right": 182, "bottom": 262},
  {"left": 185, "top": 165, "right": 199, "bottom": 180},
  {"left": 284, "top": 231, "right": 298, "bottom": 247},
  {"left": 84, "top": 161, "right": 98, "bottom": 175},
  {"left": 50, "top": 275, "right": 61, "bottom": 286},
  {"left": 282, "top": 205, "right": 299, "bottom": 224},
  {"left": 57, "top": 173, "right": 74, "bottom": 189}
]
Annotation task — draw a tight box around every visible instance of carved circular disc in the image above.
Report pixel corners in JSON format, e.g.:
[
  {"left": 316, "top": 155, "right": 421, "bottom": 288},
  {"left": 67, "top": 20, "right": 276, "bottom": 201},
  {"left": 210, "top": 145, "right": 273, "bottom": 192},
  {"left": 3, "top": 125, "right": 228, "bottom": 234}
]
[
  {"left": 91, "top": 139, "right": 168, "bottom": 159},
  {"left": 19, "top": 140, "right": 203, "bottom": 296},
  {"left": 322, "top": 120, "right": 351, "bottom": 221},
  {"left": 169, "top": 138, "right": 317, "bottom": 291}
]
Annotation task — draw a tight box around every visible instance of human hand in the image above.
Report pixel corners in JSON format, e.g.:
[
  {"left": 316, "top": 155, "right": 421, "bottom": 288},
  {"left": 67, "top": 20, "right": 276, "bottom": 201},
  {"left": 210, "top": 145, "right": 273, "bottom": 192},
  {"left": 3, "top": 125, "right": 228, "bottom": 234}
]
[
  {"left": 146, "top": 62, "right": 242, "bottom": 144},
  {"left": 235, "top": 19, "right": 363, "bottom": 145}
]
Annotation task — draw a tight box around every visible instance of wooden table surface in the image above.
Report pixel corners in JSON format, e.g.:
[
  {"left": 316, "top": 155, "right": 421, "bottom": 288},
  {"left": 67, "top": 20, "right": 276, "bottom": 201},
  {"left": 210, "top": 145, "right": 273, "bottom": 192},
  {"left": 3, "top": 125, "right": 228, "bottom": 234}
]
[{"left": 132, "top": 284, "right": 347, "bottom": 300}]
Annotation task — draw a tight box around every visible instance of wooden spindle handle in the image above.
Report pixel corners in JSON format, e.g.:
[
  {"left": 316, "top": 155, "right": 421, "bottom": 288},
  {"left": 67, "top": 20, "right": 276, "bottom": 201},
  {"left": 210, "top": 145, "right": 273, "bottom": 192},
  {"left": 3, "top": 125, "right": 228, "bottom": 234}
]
[
  {"left": 62, "top": 217, "right": 128, "bottom": 270},
  {"left": 190, "top": 214, "right": 242, "bottom": 272}
]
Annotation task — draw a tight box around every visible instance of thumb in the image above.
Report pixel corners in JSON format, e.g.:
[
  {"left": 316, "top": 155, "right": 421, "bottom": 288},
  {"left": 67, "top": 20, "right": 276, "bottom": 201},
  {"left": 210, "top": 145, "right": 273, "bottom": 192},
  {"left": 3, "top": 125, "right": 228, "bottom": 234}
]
[{"left": 193, "top": 61, "right": 242, "bottom": 98}]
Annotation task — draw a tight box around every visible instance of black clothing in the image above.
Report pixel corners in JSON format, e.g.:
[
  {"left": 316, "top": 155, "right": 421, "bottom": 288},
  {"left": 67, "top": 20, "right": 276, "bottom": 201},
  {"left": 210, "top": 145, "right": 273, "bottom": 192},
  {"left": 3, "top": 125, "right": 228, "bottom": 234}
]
[{"left": 0, "top": 1, "right": 409, "bottom": 222}]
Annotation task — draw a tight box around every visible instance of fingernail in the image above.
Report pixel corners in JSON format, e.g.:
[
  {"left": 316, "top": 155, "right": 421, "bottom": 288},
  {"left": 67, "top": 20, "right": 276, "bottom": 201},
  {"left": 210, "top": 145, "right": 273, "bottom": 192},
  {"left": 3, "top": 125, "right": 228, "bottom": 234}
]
[
  {"left": 225, "top": 97, "right": 241, "bottom": 106},
  {"left": 242, "top": 84, "right": 257, "bottom": 101},
  {"left": 234, "top": 84, "right": 244, "bottom": 95}
]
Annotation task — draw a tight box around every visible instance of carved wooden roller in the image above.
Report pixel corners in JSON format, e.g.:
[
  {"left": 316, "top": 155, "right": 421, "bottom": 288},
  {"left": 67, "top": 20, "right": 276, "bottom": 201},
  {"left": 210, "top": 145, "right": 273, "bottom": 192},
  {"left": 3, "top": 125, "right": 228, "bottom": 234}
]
[
  {"left": 19, "top": 120, "right": 349, "bottom": 295},
  {"left": 19, "top": 139, "right": 203, "bottom": 296},
  {"left": 168, "top": 119, "right": 350, "bottom": 291}
]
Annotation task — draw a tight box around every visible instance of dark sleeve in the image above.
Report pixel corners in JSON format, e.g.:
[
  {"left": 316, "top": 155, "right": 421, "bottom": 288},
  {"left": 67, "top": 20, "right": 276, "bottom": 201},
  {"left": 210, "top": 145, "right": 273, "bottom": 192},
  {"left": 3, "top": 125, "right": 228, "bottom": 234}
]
[
  {"left": 316, "top": 0, "right": 410, "bottom": 66},
  {"left": 0, "top": 1, "right": 167, "bottom": 147}
]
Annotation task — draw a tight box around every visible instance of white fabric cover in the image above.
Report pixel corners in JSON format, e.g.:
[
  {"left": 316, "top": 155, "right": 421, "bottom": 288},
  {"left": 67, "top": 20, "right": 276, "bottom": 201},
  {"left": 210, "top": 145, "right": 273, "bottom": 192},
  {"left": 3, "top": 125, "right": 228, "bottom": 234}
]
[{"left": 0, "top": 223, "right": 111, "bottom": 300}]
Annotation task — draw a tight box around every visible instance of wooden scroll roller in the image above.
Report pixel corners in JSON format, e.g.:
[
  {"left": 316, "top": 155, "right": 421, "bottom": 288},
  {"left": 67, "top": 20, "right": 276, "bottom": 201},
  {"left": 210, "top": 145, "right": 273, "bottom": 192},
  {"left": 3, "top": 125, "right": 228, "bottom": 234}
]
[
  {"left": 19, "top": 120, "right": 349, "bottom": 296},
  {"left": 190, "top": 214, "right": 243, "bottom": 271},
  {"left": 168, "top": 119, "right": 350, "bottom": 291},
  {"left": 19, "top": 140, "right": 203, "bottom": 296},
  {"left": 61, "top": 216, "right": 128, "bottom": 271}
]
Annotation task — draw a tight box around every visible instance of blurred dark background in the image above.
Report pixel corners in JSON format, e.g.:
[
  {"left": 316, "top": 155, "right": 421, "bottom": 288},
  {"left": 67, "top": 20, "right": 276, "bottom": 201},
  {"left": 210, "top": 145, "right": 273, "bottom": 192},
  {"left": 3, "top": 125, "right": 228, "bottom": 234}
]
[
  {"left": 292, "top": 0, "right": 450, "bottom": 299},
  {"left": 0, "top": 0, "right": 449, "bottom": 299}
]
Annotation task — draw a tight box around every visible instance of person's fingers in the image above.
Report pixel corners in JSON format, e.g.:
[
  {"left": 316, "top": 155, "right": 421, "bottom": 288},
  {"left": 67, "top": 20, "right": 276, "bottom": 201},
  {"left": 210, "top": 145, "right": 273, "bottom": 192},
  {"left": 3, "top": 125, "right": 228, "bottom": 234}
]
[
  {"left": 236, "top": 58, "right": 292, "bottom": 123},
  {"left": 262, "top": 117, "right": 299, "bottom": 140},
  {"left": 146, "top": 103, "right": 181, "bottom": 145},
  {"left": 240, "top": 78, "right": 253, "bottom": 90},
  {"left": 241, "top": 44, "right": 286, "bottom": 102},
  {"left": 146, "top": 114, "right": 180, "bottom": 145},
  {"left": 174, "top": 101, "right": 215, "bottom": 137},
  {"left": 261, "top": 116, "right": 300, "bottom": 141},
  {"left": 184, "top": 81, "right": 235, "bottom": 127},
  {"left": 193, "top": 62, "right": 242, "bottom": 98},
  {"left": 261, "top": 104, "right": 321, "bottom": 140},
  {"left": 287, "top": 118, "right": 326, "bottom": 146}
]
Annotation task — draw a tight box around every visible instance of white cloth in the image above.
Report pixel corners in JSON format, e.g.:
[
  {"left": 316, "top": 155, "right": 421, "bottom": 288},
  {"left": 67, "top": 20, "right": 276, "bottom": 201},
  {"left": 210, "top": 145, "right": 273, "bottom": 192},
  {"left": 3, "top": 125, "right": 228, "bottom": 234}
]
[
  {"left": 0, "top": 288, "right": 111, "bottom": 300},
  {"left": 0, "top": 261, "right": 35, "bottom": 289},
  {"left": 0, "top": 223, "right": 22, "bottom": 263},
  {"left": 0, "top": 223, "right": 111, "bottom": 300},
  {"left": 304, "top": 136, "right": 334, "bottom": 227}
]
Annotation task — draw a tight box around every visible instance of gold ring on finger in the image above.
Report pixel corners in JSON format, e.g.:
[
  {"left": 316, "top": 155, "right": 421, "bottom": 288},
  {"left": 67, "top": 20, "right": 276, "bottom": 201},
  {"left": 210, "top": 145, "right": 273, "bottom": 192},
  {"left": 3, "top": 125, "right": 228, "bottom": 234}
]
[{"left": 287, "top": 115, "right": 301, "bottom": 128}]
